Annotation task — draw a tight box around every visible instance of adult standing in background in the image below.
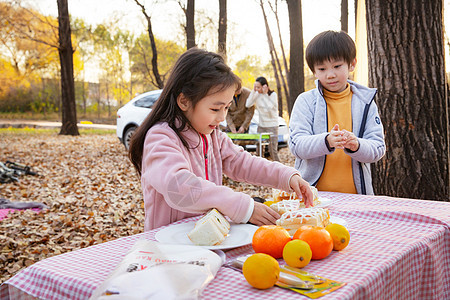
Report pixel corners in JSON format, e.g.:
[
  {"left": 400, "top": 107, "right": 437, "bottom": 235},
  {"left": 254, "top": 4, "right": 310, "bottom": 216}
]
[
  {"left": 246, "top": 76, "right": 280, "bottom": 161},
  {"left": 226, "top": 87, "right": 254, "bottom": 133}
]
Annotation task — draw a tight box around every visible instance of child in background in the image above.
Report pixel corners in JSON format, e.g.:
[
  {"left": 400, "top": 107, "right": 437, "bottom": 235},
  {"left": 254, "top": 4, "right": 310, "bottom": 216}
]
[
  {"left": 289, "top": 30, "right": 385, "bottom": 195},
  {"left": 246, "top": 76, "right": 280, "bottom": 161},
  {"left": 128, "top": 48, "right": 313, "bottom": 231}
]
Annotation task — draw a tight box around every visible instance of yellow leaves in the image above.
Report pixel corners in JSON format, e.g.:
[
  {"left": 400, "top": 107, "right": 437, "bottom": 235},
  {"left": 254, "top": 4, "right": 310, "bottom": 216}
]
[
  {"left": 73, "top": 50, "right": 85, "bottom": 76},
  {"left": 0, "top": 58, "right": 26, "bottom": 98},
  {"left": 0, "top": 2, "right": 59, "bottom": 95}
]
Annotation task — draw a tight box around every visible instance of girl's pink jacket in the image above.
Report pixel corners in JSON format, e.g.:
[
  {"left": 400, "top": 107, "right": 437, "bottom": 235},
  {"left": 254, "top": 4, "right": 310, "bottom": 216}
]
[{"left": 141, "top": 122, "right": 300, "bottom": 231}]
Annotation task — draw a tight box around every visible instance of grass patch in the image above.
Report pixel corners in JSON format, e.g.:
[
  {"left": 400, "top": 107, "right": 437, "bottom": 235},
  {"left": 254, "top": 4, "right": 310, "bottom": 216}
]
[
  {"left": 0, "top": 127, "right": 116, "bottom": 136},
  {"left": 79, "top": 128, "right": 116, "bottom": 135},
  {"left": 0, "top": 112, "right": 116, "bottom": 124}
]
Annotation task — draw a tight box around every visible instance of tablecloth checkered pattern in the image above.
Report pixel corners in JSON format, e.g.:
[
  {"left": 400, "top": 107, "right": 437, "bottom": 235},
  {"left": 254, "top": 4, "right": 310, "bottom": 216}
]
[{"left": 1, "top": 192, "right": 449, "bottom": 300}]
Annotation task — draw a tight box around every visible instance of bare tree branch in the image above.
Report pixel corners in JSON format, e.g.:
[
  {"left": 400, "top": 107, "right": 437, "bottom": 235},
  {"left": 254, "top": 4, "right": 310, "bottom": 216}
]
[
  {"left": 259, "top": 0, "right": 285, "bottom": 116},
  {"left": 267, "top": 0, "right": 290, "bottom": 101},
  {"left": 133, "top": 0, "right": 164, "bottom": 88}
]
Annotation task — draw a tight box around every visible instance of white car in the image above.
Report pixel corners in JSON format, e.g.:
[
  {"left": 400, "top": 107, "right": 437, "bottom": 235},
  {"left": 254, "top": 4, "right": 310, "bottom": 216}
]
[
  {"left": 116, "top": 89, "right": 288, "bottom": 150},
  {"left": 116, "top": 89, "right": 162, "bottom": 149}
]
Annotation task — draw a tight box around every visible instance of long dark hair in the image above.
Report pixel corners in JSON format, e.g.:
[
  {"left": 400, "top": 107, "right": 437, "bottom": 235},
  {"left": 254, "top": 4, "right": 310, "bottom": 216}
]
[
  {"left": 128, "top": 48, "right": 241, "bottom": 176},
  {"left": 255, "top": 76, "right": 274, "bottom": 96}
]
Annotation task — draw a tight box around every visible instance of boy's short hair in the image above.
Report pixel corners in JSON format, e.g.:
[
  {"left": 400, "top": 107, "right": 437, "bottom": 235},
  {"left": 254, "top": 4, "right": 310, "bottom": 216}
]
[{"left": 305, "top": 30, "right": 356, "bottom": 73}]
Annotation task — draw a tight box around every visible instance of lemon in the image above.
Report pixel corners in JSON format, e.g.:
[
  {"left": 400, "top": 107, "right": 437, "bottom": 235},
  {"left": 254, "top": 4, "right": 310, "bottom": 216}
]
[
  {"left": 325, "top": 223, "right": 350, "bottom": 250},
  {"left": 282, "top": 239, "right": 312, "bottom": 268},
  {"left": 242, "top": 253, "right": 280, "bottom": 289}
]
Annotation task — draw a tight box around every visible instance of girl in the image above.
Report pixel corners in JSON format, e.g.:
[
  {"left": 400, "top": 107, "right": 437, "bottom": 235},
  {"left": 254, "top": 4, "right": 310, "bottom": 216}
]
[
  {"left": 129, "top": 48, "right": 313, "bottom": 231},
  {"left": 246, "top": 77, "right": 280, "bottom": 161}
]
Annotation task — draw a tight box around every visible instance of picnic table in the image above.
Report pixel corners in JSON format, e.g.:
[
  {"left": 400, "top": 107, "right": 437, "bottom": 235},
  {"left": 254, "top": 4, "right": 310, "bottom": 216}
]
[
  {"left": 1, "top": 192, "right": 449, "bottom": 299},
  {"left": 226, "top": 132, "right": 271, "bottom": 156}
]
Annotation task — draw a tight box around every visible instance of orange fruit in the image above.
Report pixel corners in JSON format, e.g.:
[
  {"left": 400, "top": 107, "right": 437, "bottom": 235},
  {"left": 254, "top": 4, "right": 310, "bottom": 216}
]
[
  {"left": 294, "top": 226, "right": 333, "bottom": 260},
  {"left": 292, "top": 225, "right": 315, "bottom": 240},
  {"left": 242, "top": 253, "right": 280, "bottom": 289},
  {"left": 283, "top": 239, "right": 312, "bottom": 268},
  {"left": 252, "top": 225, "right": 291, "bottom": 258},
  {"left": 325, "top": 223, "right": 350, "bottom": 250}
]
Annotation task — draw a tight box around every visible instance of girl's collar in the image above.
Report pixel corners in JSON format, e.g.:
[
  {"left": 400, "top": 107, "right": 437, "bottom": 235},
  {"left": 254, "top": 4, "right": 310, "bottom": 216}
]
[{"left": 175, "top": 119, "right": 212, "bottom": 147}]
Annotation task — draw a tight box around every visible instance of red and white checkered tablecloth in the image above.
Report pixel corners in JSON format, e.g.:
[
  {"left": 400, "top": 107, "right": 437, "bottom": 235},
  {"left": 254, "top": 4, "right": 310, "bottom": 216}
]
[{"left": 1, "top": 192, "right": 449, "bottom": 300}]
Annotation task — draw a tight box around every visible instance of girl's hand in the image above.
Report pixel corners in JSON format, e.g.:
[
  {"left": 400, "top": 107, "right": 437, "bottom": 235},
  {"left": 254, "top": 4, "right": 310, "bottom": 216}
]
[
  {"left": 248, "top": 202, "right": 280, "bottom": 226},
  {"left": 289, "top": 174, "right": 314, "bottom": 207},
  {"left": 341, "top": 129, "right": 359, "bottom": 151}
]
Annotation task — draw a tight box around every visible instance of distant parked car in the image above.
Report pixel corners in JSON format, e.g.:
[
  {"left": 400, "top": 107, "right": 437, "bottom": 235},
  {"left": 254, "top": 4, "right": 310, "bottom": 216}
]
[
  {"left": 116, "top": 89, "right": 289, "bottom": 150},
  {"left": 116, "top": 89, "right": 162, "bottom": 150}
]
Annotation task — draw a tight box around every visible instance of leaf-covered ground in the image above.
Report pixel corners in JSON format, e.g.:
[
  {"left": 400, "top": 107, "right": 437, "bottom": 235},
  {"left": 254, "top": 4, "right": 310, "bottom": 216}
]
[{"left": 0, "top": 131, "right": 295, "bottom": 283}]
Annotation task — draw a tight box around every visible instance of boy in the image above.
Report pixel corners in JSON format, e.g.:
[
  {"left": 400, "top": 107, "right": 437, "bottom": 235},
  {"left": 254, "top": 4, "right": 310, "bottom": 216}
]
[{"left": 288, "top": 30, "right": 385, "bottom": 195}]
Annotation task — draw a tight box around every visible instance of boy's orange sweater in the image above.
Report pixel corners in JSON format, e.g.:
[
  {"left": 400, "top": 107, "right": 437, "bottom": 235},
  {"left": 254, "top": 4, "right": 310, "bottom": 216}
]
[{"left": 316, "top": 84, "right": 357, "bottom": 194}]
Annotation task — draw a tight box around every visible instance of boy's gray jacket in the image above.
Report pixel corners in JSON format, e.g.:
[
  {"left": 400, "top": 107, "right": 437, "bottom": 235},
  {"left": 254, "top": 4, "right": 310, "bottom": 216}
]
[{"left": 288, "top": 80, "right": 386, "bottom": 195}]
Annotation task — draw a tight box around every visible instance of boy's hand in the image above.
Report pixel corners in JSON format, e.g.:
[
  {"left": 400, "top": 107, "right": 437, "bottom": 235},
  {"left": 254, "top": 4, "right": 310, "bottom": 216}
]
[
  {"left": 341, "top": 129, "right": 359, "bottom": 151},
  {"left": 289, "top": 174, "right": 314, "bottom": 207},
  {"left": 249, "top": 202, "right": 280, "bottom": 226},
  {"left": 327, "top": 124, "right": 345, "bottom": 149}
]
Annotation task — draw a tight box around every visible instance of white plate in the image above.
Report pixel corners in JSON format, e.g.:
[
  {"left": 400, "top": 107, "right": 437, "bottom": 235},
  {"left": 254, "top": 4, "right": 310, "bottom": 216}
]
[
  {"left": 330, "top": 216, "right": 348, "bottom": 228},
  {"left": 155, "top": 222, "right": 258, "bottom": 250},
  {"left": 316, "top": 197, "right": 333, "bottom": 207}
]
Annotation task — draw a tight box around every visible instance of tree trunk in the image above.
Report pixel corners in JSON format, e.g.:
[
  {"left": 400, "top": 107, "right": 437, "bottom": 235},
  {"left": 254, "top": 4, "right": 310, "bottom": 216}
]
[
  {"left": 97, "top": 82, "right": 101, "bottom": 120},
  {"left": 82, "top": 79, "right": 86, "bottom": 115},
  {"left": 366, "top": 0, "right": 449, "bottom": 201},
  {"left": 186, "top": 0, "right": 196, "bottom": 49},
  {"left": 134, "top": 0, "right": 164, "bottom": 89},
  {"left": 286, "top": 0, "right": 304, "bottom": 116},
  {"left": 57, "top": 0, "right": 79, "bottom": 136},
  {"left": 106, "top": 82, "right": 110, "bottom": 118},
  {"left": 341, "top": 0, "right": 348, "bottom": 32},
  {"left": 218, "top": 0, "right": 227, "bottom": 60}
]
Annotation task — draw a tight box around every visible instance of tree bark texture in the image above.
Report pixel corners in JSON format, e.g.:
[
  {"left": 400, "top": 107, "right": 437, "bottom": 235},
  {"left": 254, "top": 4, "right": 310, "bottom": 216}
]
[
  {"left": 218, "top": 0, "right": 227, "bottom": 60},
  {"left": 57, "top": 0, "right": 79, "bottom": 136},
  {"left": 287, "top": 0, "right": 304, "bottom": 116},
  {"left": 341, "top": 0, "right": 348, "bottom": 32},
  {"left": 186, "top": 0, "right": 196, "bottom": 49},
  {"left": 366, "top": 0, "right": 449, "bottom": 201}
]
